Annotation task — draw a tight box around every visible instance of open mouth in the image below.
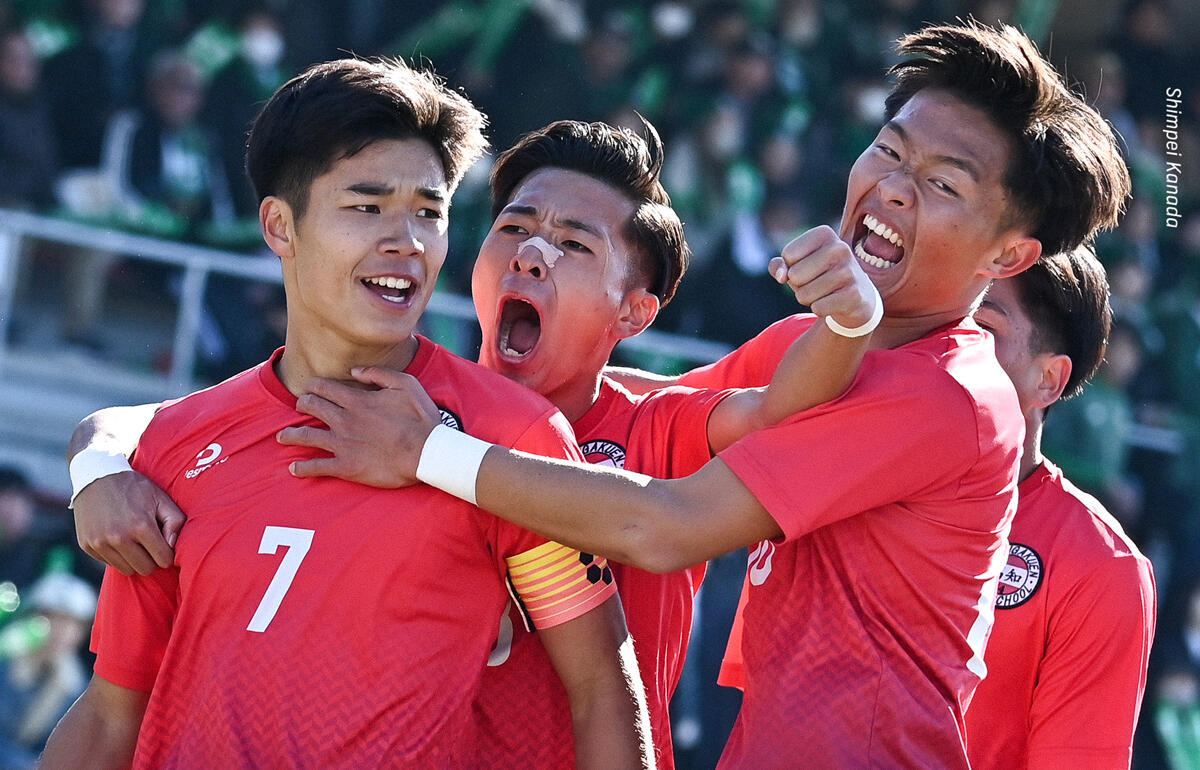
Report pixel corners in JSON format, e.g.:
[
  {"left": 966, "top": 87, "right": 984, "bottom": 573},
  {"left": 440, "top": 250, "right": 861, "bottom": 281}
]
[
  {"left": 363, "top": 275, "right": 415, "bottom": 305},
  {"left": 498, "top": 298, "right": 541, "bottom": 358},
  {"left": 852, "top": 213, "right": 905, "bottom": 270}
]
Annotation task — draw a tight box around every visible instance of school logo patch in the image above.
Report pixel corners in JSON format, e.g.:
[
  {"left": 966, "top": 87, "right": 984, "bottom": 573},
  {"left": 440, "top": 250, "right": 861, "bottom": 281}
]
[
  {"left": 996, "top": 543, "right": 1043, "bottom": 609},
  {"left": 437, "top": 406, "right": 463, "bottom": 432},
  {"left": 579, "top": 439, "right": 626, "bottom": 469}
]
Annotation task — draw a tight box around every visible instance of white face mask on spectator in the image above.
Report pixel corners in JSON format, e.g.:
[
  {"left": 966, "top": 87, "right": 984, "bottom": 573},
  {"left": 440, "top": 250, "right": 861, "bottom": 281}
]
[{"left": 242, "top": 29, "right": 284, "bottom": 69}]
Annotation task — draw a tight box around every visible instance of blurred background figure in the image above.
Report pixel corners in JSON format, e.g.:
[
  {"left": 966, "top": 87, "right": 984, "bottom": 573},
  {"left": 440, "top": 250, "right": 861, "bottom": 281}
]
[
  {"left": 0, "top": 468, "right": 39, "bottom": 591},
  {"left": 0, "top": 571, "right": 97, "bottom": 770},
  {"left": 0, "top": 26, "right": 58, "bottom": 210}
]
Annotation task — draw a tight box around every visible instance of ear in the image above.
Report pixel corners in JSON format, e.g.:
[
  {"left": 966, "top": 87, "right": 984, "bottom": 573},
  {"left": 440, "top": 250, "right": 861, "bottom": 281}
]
[
  {"left": 983, "top": 236, "right": 1041, "bottom": 280},
  {"left": 260, "top": 196, "right": 296, "bottom": 259},
  {"left": 1031, "top": 352, "right": 1072, "bottom": 410},
  {"left": 615, "top": 287, "right": 660, "bottom": 340}
]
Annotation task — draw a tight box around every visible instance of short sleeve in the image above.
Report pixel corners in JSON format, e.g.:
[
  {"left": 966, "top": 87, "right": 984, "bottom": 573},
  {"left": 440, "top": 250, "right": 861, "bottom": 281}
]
[
  {"left": 1025, "top": 553, "right": 1156, "bottom": 768},
  {"left": 679, "top": 316, "right": 816, "bottom": 389},
  {"left": 490, "top": 408, "right": 616, "bottom": 631},
  {"left": 631, "top": 386, "right": 735, "bottom": 475},
  {"left": 719, "top": 364, "right": 981, "bottom": 539},
  {"left": 91, "top": 564, "right": 179, "bottom": 692}
]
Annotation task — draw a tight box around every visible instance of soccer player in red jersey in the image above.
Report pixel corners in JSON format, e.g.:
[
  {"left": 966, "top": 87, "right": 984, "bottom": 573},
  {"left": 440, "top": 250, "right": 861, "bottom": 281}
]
[
  {"left": 284, "top": 22, "right": 1132, "bottom": 767},
  {"left": 966, "top": 246, "right": 1156, "bottom": 768},
  {"left": 63, "top": 118, "right": 876, "bottom": 769},
  {"left": 41, "top": 59, "right": 652, "bottom": 769}
]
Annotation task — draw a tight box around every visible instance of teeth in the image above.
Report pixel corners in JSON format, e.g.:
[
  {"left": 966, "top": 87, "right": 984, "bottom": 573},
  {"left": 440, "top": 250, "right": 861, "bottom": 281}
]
[
  {"left": 498, "top": 322, "right": 526, "bottom": 358},
  {"left": 863, "top": 214, "right": 903, "bottom": 246},
  {"left": 855, "top": 240, "right": 898, "bottom": 269},
  {"left": 364, "top": 276, "right": 413, "bottom": 290}
]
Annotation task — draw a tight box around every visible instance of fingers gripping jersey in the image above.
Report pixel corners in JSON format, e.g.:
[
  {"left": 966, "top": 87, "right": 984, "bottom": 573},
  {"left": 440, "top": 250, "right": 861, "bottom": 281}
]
[{"left": 91, "top": 340, "right": 612, "bottom": 768}]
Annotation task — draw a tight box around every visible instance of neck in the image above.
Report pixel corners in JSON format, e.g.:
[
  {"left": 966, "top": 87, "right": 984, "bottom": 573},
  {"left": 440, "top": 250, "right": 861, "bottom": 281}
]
[
  {"left": 545, "top": 370, "right": 605, "bottom": 424},
  {"left": 1020, "top": 412, "right": 1044, "bottom": 481},
  {"left": 868, "top": 307, "right": 970, "bottom": 350},
  {"left": 276, "top": 329, "right": 419, "bottom": 397}
]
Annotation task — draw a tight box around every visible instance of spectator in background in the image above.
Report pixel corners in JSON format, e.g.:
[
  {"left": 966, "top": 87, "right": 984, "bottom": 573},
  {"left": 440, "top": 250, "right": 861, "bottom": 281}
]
[
  {"left": 0, "top": 468, "right": 39, "bottom": 590},
  {"left": 43, "top": 0, "right": 159, "bottom": 171},
  {"left": 1154, "top": 577, "right": 1200, "bottom": 770},
  {"left": 0, "top": 26, "right": 58, "bottom": 209},
  {"left": 1043, "top": 318, "right": 1146, "bottom": 529},
  {"left": 126, "top": 49, "right": 236, "bottom": 240},
  {"left": 0, "top": 572, "right": 97, "bottom": 770},
  {"left": 205, "top": 6, "right": 289, "bottom": 219}
]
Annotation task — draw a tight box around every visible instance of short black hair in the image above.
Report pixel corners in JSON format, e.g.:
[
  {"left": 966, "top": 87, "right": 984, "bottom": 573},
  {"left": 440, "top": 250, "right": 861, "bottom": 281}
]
[
  {"left": 489, "top": 119, "right": 689, "bottom": 307},
  {"left": 886, "top": 21, "right": 1130, "bottom": 255},
  {"left": 245, "top": 57, "right": 487, "bottom": 221},
  {"left": 1010, "top": 244, "right": 1111, "bottom": 399}
]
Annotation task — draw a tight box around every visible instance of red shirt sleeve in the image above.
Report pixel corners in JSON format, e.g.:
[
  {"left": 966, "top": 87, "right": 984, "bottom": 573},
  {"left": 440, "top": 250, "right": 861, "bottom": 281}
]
[
  {"left": 490, "top": 408, "right": 617, "bottom": 631},
  {"left": 679, "top": 316, "right": 816, "bottom": 390},
  {"left": 91, "top": 564, "right": 179, "bottom": 692},
  {"left": 1025, "top": 552, "right": 1156, "bottom": 768},
  {"left": 718, "top": 361, "right": 981, "bottom": 539}
]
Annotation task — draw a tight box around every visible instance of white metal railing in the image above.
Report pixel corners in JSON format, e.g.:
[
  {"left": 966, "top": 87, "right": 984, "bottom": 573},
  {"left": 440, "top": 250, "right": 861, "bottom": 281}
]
[{"left": 0, "top": 208, "right": 731, "bottom": 399}]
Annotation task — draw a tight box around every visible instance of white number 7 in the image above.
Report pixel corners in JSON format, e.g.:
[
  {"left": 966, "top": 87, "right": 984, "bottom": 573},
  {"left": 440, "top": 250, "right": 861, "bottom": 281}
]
[{"left": 247, "top": 526, "right": 314, "bottom": 633}]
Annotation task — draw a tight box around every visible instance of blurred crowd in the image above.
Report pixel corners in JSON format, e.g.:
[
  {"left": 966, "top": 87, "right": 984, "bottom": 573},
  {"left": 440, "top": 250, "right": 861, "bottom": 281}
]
[{"left": 0, "top": 0, "right": 1198, "bottom": 767}]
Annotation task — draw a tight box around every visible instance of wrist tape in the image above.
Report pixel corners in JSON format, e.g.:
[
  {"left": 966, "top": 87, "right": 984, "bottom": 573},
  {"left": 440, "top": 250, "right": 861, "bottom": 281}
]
[
  {"left": 825, "top": 284, "right": 884, "bottom": 338},
  {"left": 68, "top": 448, "right": 133, "bottom": 509},
  {"left": 415, "top": 424, "right": 493, "bottom": 506}
]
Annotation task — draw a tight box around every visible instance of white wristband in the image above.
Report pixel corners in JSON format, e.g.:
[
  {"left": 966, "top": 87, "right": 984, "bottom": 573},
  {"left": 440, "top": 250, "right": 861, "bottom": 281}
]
[
  {"left": 68, "top": 447, "right": 133, "bottom": 509},
  {"left": 824, "top": 284, "right": 884, "bottom": 338},
  {"left": 415, "top": 424, "right": 493, "bottom": 506}
]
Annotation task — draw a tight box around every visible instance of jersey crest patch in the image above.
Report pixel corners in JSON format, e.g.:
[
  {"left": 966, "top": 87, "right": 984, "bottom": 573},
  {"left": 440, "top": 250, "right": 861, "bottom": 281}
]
[
  {"left": 437, "top": 406, "right": 463, "bottom": 432},
  {"left": 579, "top": 439, "right": 626, "bottom": 468},
  {"left": 996, "top": 543, "right": 1043, "bottom": 609}
]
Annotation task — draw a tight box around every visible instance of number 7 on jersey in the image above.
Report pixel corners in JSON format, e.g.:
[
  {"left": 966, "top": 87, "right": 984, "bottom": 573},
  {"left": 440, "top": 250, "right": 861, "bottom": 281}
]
[{"left": 247, "top": 526, "right": 315, "bottom": 633}]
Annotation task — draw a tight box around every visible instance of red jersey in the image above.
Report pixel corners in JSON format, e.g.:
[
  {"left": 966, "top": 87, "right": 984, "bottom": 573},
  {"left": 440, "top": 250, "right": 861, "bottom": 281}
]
[
  {"left": 92, "top": 340, "right": 613, "bottom": 769},
  {"left": 687, "top": 314, "right": 1023, "bottom": 769},
  {"left": 965, "top": 460, "right": 1156, "bottom": 769},
  {"left": 476, "top": 377, "right": 728, "bottom": 769}
]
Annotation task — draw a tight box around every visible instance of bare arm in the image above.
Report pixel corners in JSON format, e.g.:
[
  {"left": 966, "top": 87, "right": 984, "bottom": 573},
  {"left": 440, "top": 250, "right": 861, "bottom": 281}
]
[
  {"left": 40, "top": 675, "right": 149, "bottom": 769},
  {"left": 278, "top": 369, "right": 780, "bottom": 574},
  {"left": 68, "top": 404, "right": 185, "bottom": 575},
  {"left": 706, "top": 226, "right": 877, "bottom": 453},
  {"left": 66, "top": 404, "right": 158, "bottom": 461},
  {"left": 601, "top": 366, "right": 681, "bottom": 396},
  {"left": 540, "top": 596, "right": 655, "bottom": 769}
]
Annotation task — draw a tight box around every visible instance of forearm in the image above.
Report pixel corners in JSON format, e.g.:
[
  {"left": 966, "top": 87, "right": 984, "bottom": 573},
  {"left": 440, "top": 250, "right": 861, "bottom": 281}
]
[
  {"left": 40, "top": 680, "right": 147, "bottom": 769},
  {"left": 67, "top": 404, "right": 160, "bottom": 461},
  {"left": 760, "top": 320, "right": 868, "bottom": 426},
  {"left": 569, "top": 635, "right": 655, "bottom": 770},
  {"left": 476, "top": 450, "right": 678, "bottom": 571},
  {"left": 470, "top": 450, "right": 778, "bottom": 573}
]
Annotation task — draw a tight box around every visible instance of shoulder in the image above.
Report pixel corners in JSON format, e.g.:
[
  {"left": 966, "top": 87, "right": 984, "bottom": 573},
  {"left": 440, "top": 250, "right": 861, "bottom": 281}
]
[
  {"left": 148, "top": 363, "right": 269, "bottom": 436},
  {"left": 1023, "top": 463, "right": 1151, "bottom": 569},
  {"left": 416, "top": 339, "right": 567, "bottom": 445}
]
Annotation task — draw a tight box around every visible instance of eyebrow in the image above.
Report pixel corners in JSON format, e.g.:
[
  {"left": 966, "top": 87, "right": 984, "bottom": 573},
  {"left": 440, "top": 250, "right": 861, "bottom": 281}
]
[
  {"left": 883, "top": 121, "right": 982, "bottom": 183},
  {"left": 500, "top": 204, "right": 604, "bottom": 239},
  {"left": 977, "top": 298, "right": 1007, "bottom": 317},
  {"left": 346, "top": 183, "right": 446, "bottom": 202}
]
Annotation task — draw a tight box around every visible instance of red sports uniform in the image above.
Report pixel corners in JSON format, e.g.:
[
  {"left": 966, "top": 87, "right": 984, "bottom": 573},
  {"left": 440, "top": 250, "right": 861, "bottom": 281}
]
[
  {"left": 476, "top": 378, "right": 728, "bottom": 768},
  {"left": 965, "top": 460, "right": 1156, "bottom": 769},
  {"left": 91, "top": 340, "right": 615, "bottom": 768},
  {"left": 681, "top": 314, "right": 1023, "bottom": 769}
]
